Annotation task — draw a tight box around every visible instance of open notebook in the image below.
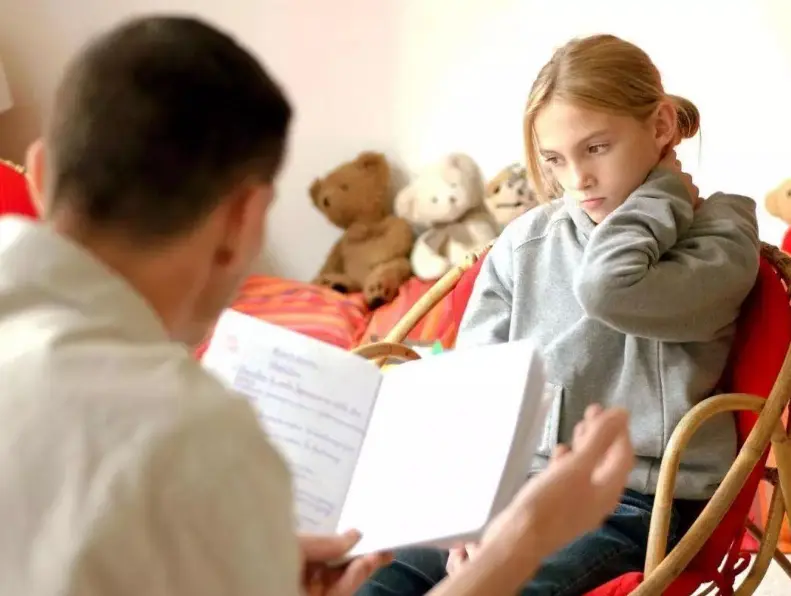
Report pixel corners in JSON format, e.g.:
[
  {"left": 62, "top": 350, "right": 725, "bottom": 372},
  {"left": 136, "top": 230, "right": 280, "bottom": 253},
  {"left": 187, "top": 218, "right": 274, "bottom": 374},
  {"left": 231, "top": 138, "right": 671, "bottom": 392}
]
[{"left": 201, "top": 309, "right": 551, "bottom": 558}]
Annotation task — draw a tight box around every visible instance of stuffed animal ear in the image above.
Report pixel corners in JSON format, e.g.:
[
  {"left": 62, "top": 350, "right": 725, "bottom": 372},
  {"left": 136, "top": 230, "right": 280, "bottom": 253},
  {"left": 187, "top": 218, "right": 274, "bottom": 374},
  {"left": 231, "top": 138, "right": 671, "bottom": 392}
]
[
  {"left": 486, "top": 167, "right": 511, "bottom": 196},
  {"left": 485, "top": 176, "right": 502, "bottom": 196},
  {"left": 355, "top": 151, "right": 386, "bottom": 171},
  {"left": 509, "top": 163, "right": 527, "bottom": 180},
  {"left": 309, "top": 179, "right": 322, "bottom": 206},
  {"left": 766, "top": 179, "right": 791, "bottom": 218},
  {"left": 394, "top": 185, "right": 418, "bottom": 221},
  {"left": 446, "top": 153, "right": 477, "bottom": 177},
  {"left": 766, "top": 191, "right": 777, "bottom": 217}
]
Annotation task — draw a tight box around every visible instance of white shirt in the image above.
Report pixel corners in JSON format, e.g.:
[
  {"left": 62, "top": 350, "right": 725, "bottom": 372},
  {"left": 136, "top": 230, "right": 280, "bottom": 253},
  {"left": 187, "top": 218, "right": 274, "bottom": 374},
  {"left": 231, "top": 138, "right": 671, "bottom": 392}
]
[{"left": 0, "top": 216, "right": 301, "bottom": 595}]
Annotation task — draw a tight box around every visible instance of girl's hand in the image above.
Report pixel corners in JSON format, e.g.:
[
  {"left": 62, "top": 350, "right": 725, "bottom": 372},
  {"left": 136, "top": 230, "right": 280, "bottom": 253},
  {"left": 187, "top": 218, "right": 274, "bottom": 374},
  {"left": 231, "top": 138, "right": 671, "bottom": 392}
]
[{"left": 659, "top": 148, "right": 701, "bottom": 210}]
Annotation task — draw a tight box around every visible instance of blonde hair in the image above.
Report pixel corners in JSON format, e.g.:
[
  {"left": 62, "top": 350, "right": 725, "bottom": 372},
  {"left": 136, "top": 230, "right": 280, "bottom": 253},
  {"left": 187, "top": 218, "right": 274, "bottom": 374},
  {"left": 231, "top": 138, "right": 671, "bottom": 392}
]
[{"left": 524, "top": 34, "right": 700, "bottom": 202}]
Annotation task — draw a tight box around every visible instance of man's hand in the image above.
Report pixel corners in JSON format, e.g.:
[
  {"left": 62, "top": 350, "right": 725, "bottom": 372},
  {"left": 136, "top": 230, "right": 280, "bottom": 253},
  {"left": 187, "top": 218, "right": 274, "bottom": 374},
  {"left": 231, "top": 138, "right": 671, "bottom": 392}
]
[
  {"left": 300, "top": 530, "right": 392, "bottom": 596},
  {"left": 660, "top": 148, "right": 701, "bottom": 210},
  {"left": 446, "top": 541, "right": 479, "bottom": 576},
  {"left": 447, "top": 405, "right": 634, "bottom": 577}
]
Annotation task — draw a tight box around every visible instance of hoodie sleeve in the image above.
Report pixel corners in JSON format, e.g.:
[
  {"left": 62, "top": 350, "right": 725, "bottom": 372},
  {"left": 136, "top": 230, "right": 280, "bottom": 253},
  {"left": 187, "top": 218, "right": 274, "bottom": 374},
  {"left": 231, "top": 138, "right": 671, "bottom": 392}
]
[
  {"left": 454, "top": 229, "right": 515, "bottom": 347},
  {"left": 573, "top": 167, "right": 760, "bottom": 343}
]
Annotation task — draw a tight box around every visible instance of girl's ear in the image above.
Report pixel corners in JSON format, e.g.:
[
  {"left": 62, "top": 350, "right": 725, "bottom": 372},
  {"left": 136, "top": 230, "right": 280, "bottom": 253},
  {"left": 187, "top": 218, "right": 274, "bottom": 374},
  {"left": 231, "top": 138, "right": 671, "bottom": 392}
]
[{"left": 653, "top": 100, "right": 678, "bottom": 152}]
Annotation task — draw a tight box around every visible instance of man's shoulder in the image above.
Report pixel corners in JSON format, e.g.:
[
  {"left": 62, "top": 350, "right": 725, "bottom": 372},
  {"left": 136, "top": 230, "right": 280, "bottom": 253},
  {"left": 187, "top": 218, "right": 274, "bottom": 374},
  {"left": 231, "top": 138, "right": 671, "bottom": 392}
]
[
  {"left": 0, "top": 319, "right": 300, "bottom": 594},
  {"left": 71, "top": 337, "right": 268, "bottom": 448},
  {"left": 0, "top": 282, "right": 281, "bottom": 477},
  {"left": 0, "top": 310, "right": 270, "bottom": 461},
  {"left": 85, "top": 352, "right": 300, "bottom": 595}
]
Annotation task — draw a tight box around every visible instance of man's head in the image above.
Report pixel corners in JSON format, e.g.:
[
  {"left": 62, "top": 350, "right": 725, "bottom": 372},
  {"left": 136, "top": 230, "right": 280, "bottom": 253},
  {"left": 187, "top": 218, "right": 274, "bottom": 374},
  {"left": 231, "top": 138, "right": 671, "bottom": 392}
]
[{"left": 27, "top": 15, "right": 292, "bottom": 345}]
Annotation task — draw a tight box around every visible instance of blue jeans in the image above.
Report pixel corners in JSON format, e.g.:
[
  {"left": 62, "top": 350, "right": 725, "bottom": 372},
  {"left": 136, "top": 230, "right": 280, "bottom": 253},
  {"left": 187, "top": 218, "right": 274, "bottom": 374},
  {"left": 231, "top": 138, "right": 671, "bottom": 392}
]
[{"left": 355, "top": 490, "right": 702, "bottom": 596}]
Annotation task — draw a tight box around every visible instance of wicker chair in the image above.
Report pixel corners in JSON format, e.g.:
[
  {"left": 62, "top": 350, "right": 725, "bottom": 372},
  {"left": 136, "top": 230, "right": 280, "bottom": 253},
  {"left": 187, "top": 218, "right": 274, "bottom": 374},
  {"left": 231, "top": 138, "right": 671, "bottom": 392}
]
[{"left": 352, "top": 241, "right": 791, "bottom": 596}]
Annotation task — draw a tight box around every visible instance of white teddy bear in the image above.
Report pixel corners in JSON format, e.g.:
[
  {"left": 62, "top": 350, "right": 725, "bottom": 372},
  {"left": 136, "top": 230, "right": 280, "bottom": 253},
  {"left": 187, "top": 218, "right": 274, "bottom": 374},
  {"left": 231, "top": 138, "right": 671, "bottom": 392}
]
[{"left": 394, "top": 153, "right": 499, "bottom": 281}]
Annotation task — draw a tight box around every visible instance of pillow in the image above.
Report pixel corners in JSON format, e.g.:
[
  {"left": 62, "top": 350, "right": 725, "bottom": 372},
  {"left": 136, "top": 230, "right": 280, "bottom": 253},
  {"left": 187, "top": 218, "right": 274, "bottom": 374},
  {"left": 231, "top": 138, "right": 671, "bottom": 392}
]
[
  {"left": 358, "top": 277, "right": 436, "bottom": 345},
  {"left": 195, "top": 276, "right": 372, "bottom": 358}
]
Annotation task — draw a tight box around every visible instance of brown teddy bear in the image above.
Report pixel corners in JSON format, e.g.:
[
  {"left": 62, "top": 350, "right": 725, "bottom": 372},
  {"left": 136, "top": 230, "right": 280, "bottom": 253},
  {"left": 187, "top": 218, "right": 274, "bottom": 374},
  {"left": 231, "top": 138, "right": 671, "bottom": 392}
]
[{"left": 310, "top": 151, "right": 415, "bottom": 308}]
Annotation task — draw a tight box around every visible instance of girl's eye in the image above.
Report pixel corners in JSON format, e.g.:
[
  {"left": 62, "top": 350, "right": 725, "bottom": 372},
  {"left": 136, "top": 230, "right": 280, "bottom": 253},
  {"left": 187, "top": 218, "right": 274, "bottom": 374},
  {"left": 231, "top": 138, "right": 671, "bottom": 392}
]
[
  {"left": 543, "top": 156, "right": 560, "bottom": 165},
  {"left": 589, "top": 143, "right": 609, "bottom": 155}
]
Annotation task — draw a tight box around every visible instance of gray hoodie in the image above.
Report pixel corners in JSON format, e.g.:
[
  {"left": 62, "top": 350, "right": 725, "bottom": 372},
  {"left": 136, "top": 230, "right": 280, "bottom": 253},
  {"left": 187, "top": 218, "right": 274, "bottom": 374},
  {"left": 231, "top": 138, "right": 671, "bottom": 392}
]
[{"left": 456, "top": 166, "right": 760, "bottom": 500}]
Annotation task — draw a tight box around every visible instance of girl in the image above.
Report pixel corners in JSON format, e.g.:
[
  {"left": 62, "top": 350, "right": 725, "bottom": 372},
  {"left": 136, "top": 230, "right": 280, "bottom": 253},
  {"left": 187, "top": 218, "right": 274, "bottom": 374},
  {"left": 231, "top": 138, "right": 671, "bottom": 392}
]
[{"left": 357, "top": 34, "right": 760, "bottom": 596}]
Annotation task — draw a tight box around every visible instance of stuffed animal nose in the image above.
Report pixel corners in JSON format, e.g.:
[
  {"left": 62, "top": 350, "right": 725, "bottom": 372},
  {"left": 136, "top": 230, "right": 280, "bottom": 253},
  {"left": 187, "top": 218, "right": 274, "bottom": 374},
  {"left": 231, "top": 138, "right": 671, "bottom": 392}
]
[
  {"left": 323, "top": 197, "right": 330, "bottom": 208},
  {"left": 449, "top": 196, "right": 457, "bottom": 204}
]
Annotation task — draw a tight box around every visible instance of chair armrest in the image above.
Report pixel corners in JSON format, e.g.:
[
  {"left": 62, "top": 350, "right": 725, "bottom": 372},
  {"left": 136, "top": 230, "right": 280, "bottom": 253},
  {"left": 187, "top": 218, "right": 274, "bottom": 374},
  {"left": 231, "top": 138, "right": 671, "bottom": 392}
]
[
  {"left": 351, "top": 341, "right": 422, "bottom": 365},
  {"left": 382, "top": 242, "right": 492, "bottom": 345}
]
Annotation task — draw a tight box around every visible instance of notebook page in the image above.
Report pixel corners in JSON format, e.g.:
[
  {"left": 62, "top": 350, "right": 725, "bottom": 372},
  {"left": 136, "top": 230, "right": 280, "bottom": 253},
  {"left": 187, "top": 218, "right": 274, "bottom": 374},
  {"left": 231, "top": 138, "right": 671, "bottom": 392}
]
[
  {"left": 336, "top": 339, "right": 545, "bottom": 557},
  {"left": 201, "top": 309, "right": 382, "bottom": 534}
]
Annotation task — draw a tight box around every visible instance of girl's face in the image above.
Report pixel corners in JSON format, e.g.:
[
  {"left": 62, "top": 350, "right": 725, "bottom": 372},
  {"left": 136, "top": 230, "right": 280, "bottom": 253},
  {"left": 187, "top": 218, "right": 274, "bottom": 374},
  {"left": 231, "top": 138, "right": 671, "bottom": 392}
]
[{"left": 533, "top": 99, "right": 676, "bottom": 223}]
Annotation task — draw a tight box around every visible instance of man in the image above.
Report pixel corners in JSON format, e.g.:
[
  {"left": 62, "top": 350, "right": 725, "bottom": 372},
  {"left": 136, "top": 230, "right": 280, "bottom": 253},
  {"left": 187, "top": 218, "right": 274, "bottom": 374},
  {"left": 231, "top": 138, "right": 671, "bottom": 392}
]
[{"left": 0, "top": 15, "right": 634, "bottom": 595}]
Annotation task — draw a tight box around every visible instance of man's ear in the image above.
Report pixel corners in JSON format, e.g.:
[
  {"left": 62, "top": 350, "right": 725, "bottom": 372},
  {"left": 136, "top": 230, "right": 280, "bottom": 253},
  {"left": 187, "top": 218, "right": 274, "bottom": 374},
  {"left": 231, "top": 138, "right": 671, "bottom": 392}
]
[
  {"left": 217, "top": 182, "right": 269, "bottom": 268},
  {"left": 25, "top": 138, "right": 46, "bottom": 214}
]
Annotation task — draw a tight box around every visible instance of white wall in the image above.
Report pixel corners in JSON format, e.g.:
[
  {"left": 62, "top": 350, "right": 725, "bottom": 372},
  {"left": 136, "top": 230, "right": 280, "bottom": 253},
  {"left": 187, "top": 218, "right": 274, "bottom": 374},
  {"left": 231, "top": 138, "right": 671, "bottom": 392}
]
[{"left": 1, "top": 0, "right": 790, "bottom": 280}]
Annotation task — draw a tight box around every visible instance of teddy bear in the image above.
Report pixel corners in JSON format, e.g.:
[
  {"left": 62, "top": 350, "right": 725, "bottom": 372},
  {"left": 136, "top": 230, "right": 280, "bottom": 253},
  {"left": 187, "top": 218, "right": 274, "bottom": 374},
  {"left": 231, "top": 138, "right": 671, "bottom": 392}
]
[
  {"left": 765, "top": 177, "right": 791, "bottom": 254},
  {"left": 309, "top": 151, "right": 415, "bottom": 308},
  {"left": 484, "top": 163, "right": 540, "bottom": 230},
  {"left": 394, "top": 153, "right": 499, "bottom": 281}
]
